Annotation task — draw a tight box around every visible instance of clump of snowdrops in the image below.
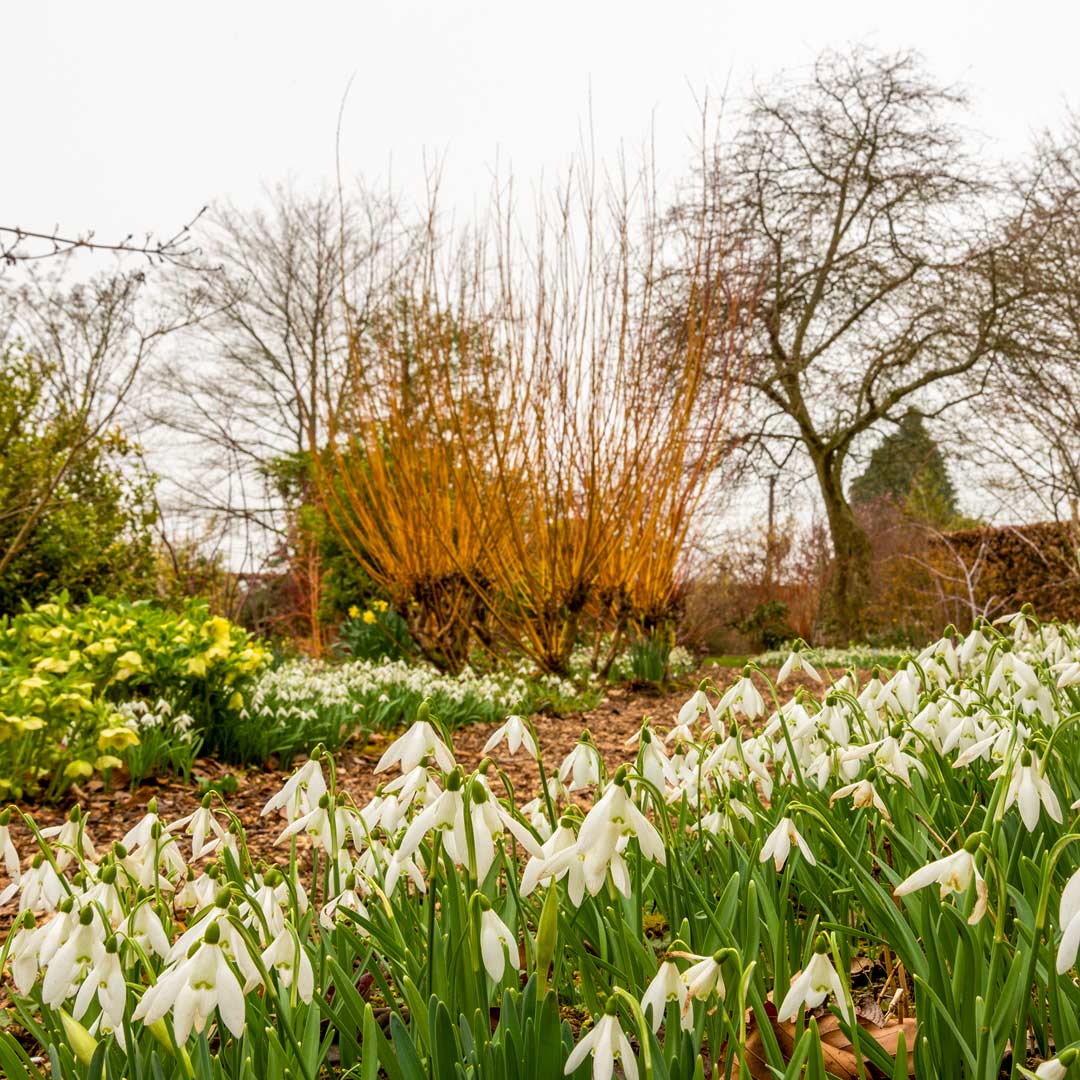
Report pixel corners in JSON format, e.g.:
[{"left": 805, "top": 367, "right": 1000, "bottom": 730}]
[
  {"left": 4, "top": 611, "right": 1080, "bottom": 1079},
  {"left": 240, "top": 655, "right": 591, "bottom": 766}
]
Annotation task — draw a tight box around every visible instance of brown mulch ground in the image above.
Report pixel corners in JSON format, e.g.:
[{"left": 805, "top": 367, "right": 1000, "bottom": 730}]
[{"left": 0, "top": 663, "right": 837, "bottom": 921}]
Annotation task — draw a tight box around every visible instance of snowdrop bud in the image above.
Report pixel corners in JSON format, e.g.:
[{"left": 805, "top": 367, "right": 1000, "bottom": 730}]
[
  {"left": 536, "top": 882, "right": 559, "bottom": 989},
  {"left": 59, "top": 1009, "right": 98, "bottom": 1067}
]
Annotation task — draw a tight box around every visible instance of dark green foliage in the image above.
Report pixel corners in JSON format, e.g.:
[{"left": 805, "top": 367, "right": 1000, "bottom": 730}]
[
  {"left": 0, "top": 349, "right": 157, "bottom": 614},
  {"left": 337, "top": 603, "right": 418, "bottom": 662},
  {"left": 850, "top": 411, "right": 959, "bottom": 526},
  {"left": 740, "top": 600, "right": 797, "bottom": 651}
]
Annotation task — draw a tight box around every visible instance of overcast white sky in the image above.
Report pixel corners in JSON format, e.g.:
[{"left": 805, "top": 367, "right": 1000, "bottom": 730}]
[{"left": 5, "top": 0, "right": 1078, "bottom": 245}]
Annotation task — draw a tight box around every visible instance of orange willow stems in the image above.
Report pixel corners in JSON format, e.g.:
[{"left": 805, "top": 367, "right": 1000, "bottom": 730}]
[{"left": 319, "top": 162, "right": 752, "bottom": 674}]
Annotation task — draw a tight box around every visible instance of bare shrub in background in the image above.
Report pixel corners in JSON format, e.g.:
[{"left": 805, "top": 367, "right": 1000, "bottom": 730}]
[{"left": 322, "top": 161, "right": 752, "bottom": 674}]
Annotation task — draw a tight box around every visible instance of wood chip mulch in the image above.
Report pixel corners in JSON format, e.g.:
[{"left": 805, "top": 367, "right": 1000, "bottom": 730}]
[{"left": 0, "top": 663, "right": 839, "bottom": 929}]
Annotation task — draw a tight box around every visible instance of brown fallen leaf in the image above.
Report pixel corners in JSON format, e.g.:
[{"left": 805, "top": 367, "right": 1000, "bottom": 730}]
[{"left": 739, "top": 1005, "right": 917, "bottom": 1079}]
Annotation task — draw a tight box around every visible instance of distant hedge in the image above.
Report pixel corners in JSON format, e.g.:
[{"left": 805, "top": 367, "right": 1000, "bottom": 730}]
[{"left": 930, "top": 521, "right": 1080, "bottom": 623}]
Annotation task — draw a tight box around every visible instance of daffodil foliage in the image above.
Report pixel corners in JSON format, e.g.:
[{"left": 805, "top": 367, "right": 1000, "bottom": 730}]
[{"left": 4, "top": 612, "right": 1080, "bottom": 1079}]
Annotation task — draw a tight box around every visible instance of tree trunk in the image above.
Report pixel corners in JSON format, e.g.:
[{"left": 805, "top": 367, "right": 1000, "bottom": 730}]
[{"left": 813, "top": 455, "right": 873, "bottom": 643}]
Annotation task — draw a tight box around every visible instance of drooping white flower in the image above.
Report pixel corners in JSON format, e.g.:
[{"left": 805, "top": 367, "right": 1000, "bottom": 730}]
[
  {"left": 72, "top": 939, "right": 126, "bottom": 1032},
  {"left": 777, "top": 945, "right": 849, "bottom": 1022},
  {"left": 558, "top": 737, "right": 603, "bottom": 791},
  {"left": 374, "top": 719, "right": 455, "bottom": 775},
  {"left": 640, "top": 961, "right": 690, "bottom": 1033},
  {"left": 830, "top": 778, "right": 891, "bottom": 821},
  {"left": 519, "top": 819, "right": 585, "bottom": 903},
  {"left": 993, "top": 748, "right": 1062, "bottom": 832},
  {"left": 760, "top": 817, "right": 816, "bottom": 872},
  {"left": 170, "top": 800, "right": 228, "bottom": 860},
  {"left": 41, "top": 908, "right": 106, "bottom": 1007},
  {"left": 577, "top": 776, "right": 666, "bottom": 869},
  {"left": 563, "top": 1008, "right": 638, "bottom": 1080},
  {"left": 670, "top": 690, "right": 710, "bottom": 739},
  {"left": 715, "top": 672, "right": 765, "bottom": 721},
  {"left": 0, "top": 818, "right": 20, "bottom": 881},
  {"left": 680, "top": 951, "right": 727, "bottom": 1019},
  {"left": 479, "top": 906, "right": 519, "bottom": 983},
  {"left": 260, "top": 757, "right": 328, "bottom": 822},
  {"left": 893, "top": 847, "right": 987, "bottom": 924},
  {"left": 261, "top": 928, "right": 314, "bottom": 1001},
  {"left": 133, "top": 932, "right": 248, "bottom": 1044},
  {"left": 1056, "top": 866, "right": 1080, "bottom": 974},
  {"left": 39, "top": 812, "right": 96, "bottom": 870},
  {"left": 122, "top": 900, "right": 172, "bottom": 957},
  {"left": 483, "top": 714, "right": 537, "bottom": 759},
  {"left": 320, "top": 875, "right": 370, "bottom": 930},
  {"left": 777, "top": 650, "right": 822, "bottom": 686}
]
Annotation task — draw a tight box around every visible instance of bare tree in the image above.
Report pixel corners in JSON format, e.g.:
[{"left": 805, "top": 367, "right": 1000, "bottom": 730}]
[
  {"left": 684, "top": 48, "right": 1023, "bottom": 639},
  {"left": 155, "top": 184, "right": 412, "bottom": 561},
  {"left": 980, "top": 113, "right": 1080, "bottom": 560}
]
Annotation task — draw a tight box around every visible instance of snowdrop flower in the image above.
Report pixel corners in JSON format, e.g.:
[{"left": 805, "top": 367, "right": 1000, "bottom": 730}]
[
  {"left": 275, "top": 794, "right": 357, "bottom": 856},
  {"left": 15, "top": 854, "right": 67, "bottom": 913},
  {"left": 893, "top": 845, "right": 987, "bottom": 924},
  {"left": 778, "top": 649, "right": 822, "bottom": 685},
  {"left": 715, "top": 671, "right": 765, "bottom": 721},
  {"left": 479, "top": 901, "right": 519, "bottom": 983},
  {"left": 134, "top": 920, "right": 248, "bottom": 1043},
  {"left": 483, "top": 714, "right": 537, "bottom": 759},
  {"left": 519, "top": 796, "right": 552, "bottom": 841},
  {"left": 637, "top": 728, "right": 676, "bottom": 791},
  {"left": 830, "top": 777, "right": 891, "bottom": 821},
  {"left": 39, "top": 808, "right": 96, "bottom": 869},
  {"left": 170, "top": 797, "right": 227, "bottom": 860},
  {"left": 41, "top": 906, "right": 106, "bottom": 1007},
  {"left": 670, "top": 689, "right": 709, "bottom": 739},
  {"left": 8, "top": 914, "right": 44, "bottom": 995},
  {"left": 640, "top": 960, "right": 691, "bottom": 1032},
  {"left": 320, "top": 874, "right": 370, "bottom": 930},
  {"left": 122, "top": 899, "right": 172, "bottom": 957},
  {"left": 1036, "top": 1048, "right": 1078, "bottom": 1078},
  {"left": 262, "top": 928, "right": 314, "bottom": 1001},
  {"left": 680, "top": 950, "right": 728, "bottom": 1013},
  {"left": 72, "top": 937, "right": 125, "bottom": 1032},
  {"left": 577, "top": 771, "right": 665, "bottom": 869},
  {"left": 1056, "top": 866, "right": 1080, "bottom": 974},
  {"left": 993, "top": 748, "right": 1062, "bottom": 832},
  {"left": 0, "top": 812, "right": 20, "bottom": 882},
  {"left": 376, "top": 847, "right": 427, "bottom": 897},
  {"left": 760, "top": 817, "right": 816, "bottom": 872},
  {"left": 777, "top": 939, "right": 849, "bottom": 1022},
  {"left": 121, "top": 800, "right": 171, "bottom": 852},
  {"left": 558, "top": 735, "right": 603, "bottom": 791},
  {"left": 261, "top": 757, "right": 328, "bottom": 822},
  {"left": 374, "top": 718, "right": 455, "bottom": 775},
  {"left": 519, "top": 816, "right": 589, "bottom": 903},
  {"left": 465, "top": 778, "right": 544, "bottom": 881},
  {"left": 563, "top": 1001, "right": 638, "bottom": 1080},
  {"left": 395, "top": 772, "right": 466, "bottom": 865}
]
